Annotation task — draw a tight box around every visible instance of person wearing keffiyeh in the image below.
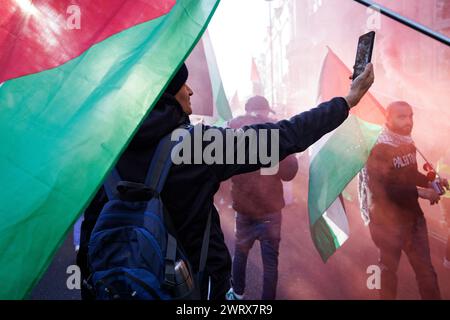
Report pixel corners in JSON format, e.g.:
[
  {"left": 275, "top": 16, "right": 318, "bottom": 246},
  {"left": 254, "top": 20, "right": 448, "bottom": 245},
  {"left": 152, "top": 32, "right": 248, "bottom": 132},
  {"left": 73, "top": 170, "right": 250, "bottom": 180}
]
[{"left": 358, "top": 101, "right": 448, "bottom": 300}]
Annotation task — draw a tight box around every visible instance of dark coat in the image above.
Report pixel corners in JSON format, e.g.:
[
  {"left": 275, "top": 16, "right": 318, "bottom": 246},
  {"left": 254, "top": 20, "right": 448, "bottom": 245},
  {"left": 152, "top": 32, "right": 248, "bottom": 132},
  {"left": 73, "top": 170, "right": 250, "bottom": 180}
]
[
  {"left": 366, "top": 142, "right": 429, "bottom": 225},
  {"left": 228, "top": 113, "right": 299, "bottom": 217},
  {"left": 78, "top": 93, "right": 349, "bottom": 299}
]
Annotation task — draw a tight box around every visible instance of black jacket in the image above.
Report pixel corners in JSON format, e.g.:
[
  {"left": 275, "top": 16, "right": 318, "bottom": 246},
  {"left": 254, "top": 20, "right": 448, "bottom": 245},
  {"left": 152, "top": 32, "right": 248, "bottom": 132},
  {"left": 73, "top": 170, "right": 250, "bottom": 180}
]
[
  {"left": 78, "top": 94, "right": 349, "bottom": 299},
  {"left": 366, "top": 142, "right": 429, "bottom": 225}
]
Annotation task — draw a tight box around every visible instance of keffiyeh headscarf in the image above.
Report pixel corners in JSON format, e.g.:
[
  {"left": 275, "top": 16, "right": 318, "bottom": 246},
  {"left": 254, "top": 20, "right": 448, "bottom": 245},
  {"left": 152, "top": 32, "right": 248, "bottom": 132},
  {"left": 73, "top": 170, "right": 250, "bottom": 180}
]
[{"left": 358, "top": 126, "right": 414, "bottom": 225}]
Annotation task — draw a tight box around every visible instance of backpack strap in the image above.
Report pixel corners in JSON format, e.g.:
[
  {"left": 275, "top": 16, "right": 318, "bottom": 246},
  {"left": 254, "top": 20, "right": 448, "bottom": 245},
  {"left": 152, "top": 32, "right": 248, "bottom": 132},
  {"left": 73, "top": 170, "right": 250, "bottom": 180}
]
[
  {"left": 102, "top": 124, "right": 191, "bottom": 200},
  {"left": 164, "top": 232, "right": 178, "bottom": 289},
  {"left": 147, "top": 125, "right": 212, "bottom": 299},
  {"left": 198, "top": 209, "right": 212, "bottom": 277},
  {"left": 196, "top": 208, "right": 212, "bottom": 299},
  {"left": 141, "top": 125, "right": 194, "bottom": 295},
  {"left": 145, "top": 124, "right": 192, "bottom": 194}
]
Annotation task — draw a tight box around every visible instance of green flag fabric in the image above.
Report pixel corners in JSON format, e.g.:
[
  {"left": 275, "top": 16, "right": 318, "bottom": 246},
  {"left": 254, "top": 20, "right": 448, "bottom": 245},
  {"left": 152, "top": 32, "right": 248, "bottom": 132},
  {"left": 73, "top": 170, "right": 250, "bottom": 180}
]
[
  {"left": 308, "top": 48, "right": 386, "bottom": 262},
  {"left": 0, "top": 0, "right": 220, "bottom": 299}
]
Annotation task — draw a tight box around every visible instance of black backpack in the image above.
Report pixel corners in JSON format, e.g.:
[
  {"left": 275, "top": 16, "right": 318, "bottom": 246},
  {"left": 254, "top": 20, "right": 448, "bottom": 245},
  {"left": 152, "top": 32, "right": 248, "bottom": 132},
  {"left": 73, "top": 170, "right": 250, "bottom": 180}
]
[{"left": 87, "top": 127, "right": 211, "bottom": 299}]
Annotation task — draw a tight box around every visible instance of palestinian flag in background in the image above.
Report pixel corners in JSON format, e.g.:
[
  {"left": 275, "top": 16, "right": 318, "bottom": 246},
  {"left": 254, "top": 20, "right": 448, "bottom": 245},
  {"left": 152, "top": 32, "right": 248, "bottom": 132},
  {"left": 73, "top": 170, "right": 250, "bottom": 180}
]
[
  {"left": 186, "top": 31, "right": 232, "bottom": 125},
  {"left": 0, "top": 0, "right": 220, "bottom": 299},
  {"left": 308, "top": 48, "right": 386, "bottom": 262},
  {"left": 251, "top": 57, "right": 263, "bottom": 96}
]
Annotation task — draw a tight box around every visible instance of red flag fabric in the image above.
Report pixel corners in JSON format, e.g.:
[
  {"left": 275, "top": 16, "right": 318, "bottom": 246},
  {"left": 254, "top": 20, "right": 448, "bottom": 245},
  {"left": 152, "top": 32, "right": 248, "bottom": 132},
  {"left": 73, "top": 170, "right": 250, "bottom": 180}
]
[
  {"left": 250, "top": 57, "right": 261, "bottom": 83},
  {"left": 0, "top": 0, "right": 175, "bottom": 83},
  {"left": 318, "top": 47, "right": 386, "bottom": 125}
]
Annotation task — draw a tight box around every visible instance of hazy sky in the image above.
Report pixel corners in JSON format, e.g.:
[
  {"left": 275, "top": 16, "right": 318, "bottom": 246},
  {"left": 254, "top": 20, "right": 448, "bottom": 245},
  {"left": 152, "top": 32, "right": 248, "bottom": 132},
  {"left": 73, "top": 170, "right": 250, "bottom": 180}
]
[{"left": 208, "top": 0, "right": 271, "bottom": 101}]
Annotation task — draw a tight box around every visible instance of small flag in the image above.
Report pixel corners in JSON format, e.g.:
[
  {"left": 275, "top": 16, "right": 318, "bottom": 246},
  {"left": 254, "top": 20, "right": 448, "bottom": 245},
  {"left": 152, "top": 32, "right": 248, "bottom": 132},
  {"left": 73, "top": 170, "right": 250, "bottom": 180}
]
[{"left": 251, "top": 57, "right": 264, "bottom": 95}]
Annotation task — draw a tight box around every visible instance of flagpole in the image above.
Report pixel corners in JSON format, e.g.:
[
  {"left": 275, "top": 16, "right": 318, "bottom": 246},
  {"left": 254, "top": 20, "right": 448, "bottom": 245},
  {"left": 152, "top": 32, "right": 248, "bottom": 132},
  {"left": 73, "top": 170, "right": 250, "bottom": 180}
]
[{"left": 353, "top": 0, "right": 450, "bottom": 46}]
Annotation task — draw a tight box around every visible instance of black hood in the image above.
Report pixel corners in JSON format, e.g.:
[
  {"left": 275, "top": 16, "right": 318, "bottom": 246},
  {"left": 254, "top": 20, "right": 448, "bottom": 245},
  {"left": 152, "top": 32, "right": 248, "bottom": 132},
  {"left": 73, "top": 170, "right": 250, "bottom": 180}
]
[{"left": 127, "top": 93, "right": 190, "bottom": 151}]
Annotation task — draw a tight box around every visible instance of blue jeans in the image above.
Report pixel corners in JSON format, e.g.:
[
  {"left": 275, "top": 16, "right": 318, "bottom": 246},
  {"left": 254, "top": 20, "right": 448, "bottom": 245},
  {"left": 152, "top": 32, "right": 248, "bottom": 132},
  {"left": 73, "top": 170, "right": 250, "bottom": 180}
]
[
  {"left": 369, "top": 216, "right": 441, "bottom": 300},
  {"left": 232, "top": 212, "right": 281, "bottom": 300}
]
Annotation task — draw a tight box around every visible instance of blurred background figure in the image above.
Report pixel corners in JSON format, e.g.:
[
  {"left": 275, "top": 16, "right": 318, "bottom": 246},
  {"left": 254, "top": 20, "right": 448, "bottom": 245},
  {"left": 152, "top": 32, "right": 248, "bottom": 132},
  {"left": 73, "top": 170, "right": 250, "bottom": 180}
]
[{"left": 225, "top": 95, "right": 298, "bottom": 300}]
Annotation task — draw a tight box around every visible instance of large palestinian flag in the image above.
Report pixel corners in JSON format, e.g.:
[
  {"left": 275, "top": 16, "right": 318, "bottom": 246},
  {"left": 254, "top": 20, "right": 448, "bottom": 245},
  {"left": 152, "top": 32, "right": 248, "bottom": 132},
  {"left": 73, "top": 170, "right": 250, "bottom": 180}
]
[
  {"left": 0, "top": 0, "right": 220, "bottom": 299},
  {"left": 308, "top": 48, "right": 386, "bottom": 262}
]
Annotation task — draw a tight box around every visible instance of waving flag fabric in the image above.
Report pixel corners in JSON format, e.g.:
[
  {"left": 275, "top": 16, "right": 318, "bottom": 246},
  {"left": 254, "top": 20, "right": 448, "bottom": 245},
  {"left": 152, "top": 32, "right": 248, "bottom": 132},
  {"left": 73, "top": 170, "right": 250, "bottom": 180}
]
[
  {"left": 186, "top": 31, "right": 232, "bottom": 124},
  {"left": 0, "top": 0, "right": 220, "bottom": 299},
  {"left": 308, "top": 48, "right": 386, "bottom": 262}
]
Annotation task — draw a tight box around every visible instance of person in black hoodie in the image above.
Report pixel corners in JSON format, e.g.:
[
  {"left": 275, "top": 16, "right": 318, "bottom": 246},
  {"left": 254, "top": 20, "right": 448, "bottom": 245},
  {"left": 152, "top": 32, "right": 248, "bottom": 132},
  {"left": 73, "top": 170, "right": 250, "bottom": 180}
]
[
  {"left": 77, "top": 62, "right": 374, "bottom": 300},
  {"left": 226, "top": 95, "right": 298, "bottom": 300},
  {"left": 361, "top": 101, "right": 448, "bottom": 299}
]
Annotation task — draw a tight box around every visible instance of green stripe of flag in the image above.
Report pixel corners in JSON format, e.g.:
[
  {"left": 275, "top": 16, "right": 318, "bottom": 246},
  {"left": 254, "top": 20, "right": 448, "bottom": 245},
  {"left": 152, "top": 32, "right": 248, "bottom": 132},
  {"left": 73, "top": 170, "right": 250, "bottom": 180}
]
[
  {"left": 308, "top": 116, "right": 382, "bottom": 262},
  {"left": 0, "top": 0, "right": 220, "bottom": 299}
]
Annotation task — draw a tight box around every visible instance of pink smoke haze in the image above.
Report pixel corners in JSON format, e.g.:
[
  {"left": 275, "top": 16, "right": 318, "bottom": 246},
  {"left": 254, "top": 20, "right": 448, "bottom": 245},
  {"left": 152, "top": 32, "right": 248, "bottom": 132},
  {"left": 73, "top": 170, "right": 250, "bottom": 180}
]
[{"left": 207, "top": 0, "right": 450, "bottom": 300}]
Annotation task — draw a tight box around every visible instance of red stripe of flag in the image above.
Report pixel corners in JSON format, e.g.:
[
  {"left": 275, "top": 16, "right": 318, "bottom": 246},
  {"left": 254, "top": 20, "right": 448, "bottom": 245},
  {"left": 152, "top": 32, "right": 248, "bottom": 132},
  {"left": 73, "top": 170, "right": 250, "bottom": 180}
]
[
  {"left": 0, "top": 0, "right": 176, "bottom": 83},
  {"left": 318, "top": 47, "right": 386, "bottom": 125}
]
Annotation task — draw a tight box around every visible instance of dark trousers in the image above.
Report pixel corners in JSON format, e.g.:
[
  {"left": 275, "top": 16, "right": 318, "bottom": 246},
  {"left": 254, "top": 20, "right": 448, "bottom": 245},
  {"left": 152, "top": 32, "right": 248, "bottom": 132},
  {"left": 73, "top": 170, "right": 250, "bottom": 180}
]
[
  {"left": 232, "top": 212, "right": 281, "bottom": 300},
  {"left": 369, "top": 216, "right": 441, "bottom": 300},
  {"left": 200, "top": 272, "right": 230, "bottom": 300},
  {"left": 440, "top": 197, "right": 450, "bottom": 260}
]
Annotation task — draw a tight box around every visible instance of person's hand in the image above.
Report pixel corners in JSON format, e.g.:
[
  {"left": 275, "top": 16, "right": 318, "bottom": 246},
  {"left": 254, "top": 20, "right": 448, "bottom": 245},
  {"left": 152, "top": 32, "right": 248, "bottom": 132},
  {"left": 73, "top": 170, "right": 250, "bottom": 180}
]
[
  {"left": 344, "top": 63, "right": 374, "bottom": 108},
  {"left": 418, "top": 187, "right": 441, "bottom": 205}
]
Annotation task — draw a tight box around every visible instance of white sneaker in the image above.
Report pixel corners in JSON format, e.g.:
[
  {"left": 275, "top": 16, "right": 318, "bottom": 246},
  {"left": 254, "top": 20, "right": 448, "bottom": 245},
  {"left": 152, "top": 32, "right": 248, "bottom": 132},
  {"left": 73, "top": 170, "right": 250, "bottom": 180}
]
[
  {"left": 226, "top": 288, "right": 244, "bottom": 300},
  {"left": 444, "top": 258, "right": 450, "bottom": 269}
]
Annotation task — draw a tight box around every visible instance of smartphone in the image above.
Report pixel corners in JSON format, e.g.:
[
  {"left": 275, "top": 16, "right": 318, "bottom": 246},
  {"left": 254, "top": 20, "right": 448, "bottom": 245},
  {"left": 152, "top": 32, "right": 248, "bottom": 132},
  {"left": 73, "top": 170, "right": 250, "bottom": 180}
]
[{"left": 352, "top": 31, "right": 375, "bottom": 80}]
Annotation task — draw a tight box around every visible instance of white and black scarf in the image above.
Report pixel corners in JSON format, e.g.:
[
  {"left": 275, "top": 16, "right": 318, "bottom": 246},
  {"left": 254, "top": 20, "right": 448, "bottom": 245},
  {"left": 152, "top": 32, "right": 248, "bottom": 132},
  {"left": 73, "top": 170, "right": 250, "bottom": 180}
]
[{"left": 358, "top": 127, "right": 414, "bottom": 225}]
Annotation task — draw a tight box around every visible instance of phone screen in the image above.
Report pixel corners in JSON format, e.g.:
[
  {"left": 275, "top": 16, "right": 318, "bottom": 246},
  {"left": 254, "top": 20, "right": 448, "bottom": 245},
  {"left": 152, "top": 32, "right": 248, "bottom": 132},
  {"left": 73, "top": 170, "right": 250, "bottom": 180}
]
[{"left": 352, "top": 31, "right": 375, "bottom": 80}]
